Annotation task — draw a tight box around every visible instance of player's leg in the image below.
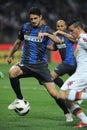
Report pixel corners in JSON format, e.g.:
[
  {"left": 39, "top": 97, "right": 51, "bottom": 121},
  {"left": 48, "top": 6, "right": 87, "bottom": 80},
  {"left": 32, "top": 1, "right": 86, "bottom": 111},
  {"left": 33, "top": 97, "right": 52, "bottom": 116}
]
[
  {"left": 56, "top": 72, "right": 87, "bottom": 124},
  {"left": 8, "top": 64, "right": 23, "bottom": 99},
  {"left": 39, "top": 79, "right": 71, "bottom": 121},
  {"left": 53, "top": 62, "right": 76, "bottom": 88},
  {"left": 45, "top": 69, "right": 87, "bottom": 127},
  {"left": 59, "top": 72, "right": 87, "bottom": 100},
  {"left": 60, "top": 79, "right": 87, "bottom": 101},
  {"left": 51, "top": 64, "right": 73, "bottom": 122},
  {"left": 51, "top": 63, "right": 65, "bottom": 88},
  {"left": 44, "top": 82, "right": 73, "bottom": 122},
  {"left": 8, "top": 63, "right": 30, "bottom": 110},
  {"left": 68, "top": 102, "right": 87, "bottom": 128},
  {"left": 51, "top": 71, "right": 64, "bottom": 88},
  {"left": 37, "top": 62, "right": 73, "bottom": 122}
]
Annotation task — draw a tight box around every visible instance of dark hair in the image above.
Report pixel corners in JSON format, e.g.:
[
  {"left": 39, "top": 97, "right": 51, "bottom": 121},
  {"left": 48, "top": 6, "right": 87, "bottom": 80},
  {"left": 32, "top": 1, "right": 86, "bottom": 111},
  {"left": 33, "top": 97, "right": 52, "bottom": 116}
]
[
  {"left": 68, "top": 19, "right": 84, "bottom": 29},
  {"left": 28, "top": 7, "right": 41, "bottom": 16}
]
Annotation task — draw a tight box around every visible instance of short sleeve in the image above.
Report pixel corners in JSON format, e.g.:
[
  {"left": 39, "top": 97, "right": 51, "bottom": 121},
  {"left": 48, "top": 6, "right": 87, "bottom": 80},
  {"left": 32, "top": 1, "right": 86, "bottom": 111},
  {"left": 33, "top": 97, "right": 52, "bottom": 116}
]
[
  {"left": 45, "top": 26, "right": 54, "bottom": 34},
  {"left": 18, "top": 26, "right": 24, "bottom": 41}
]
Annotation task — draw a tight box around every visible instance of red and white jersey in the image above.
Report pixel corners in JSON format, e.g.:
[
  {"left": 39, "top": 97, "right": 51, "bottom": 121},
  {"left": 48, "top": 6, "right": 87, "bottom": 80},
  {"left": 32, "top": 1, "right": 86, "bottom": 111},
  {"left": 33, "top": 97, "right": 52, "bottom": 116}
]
[
  {"left": 76, "top": 33, "right": 87, "bottom": 73},
  {"left": 61, "top": 33, "right": 87, "bottom": 92}
]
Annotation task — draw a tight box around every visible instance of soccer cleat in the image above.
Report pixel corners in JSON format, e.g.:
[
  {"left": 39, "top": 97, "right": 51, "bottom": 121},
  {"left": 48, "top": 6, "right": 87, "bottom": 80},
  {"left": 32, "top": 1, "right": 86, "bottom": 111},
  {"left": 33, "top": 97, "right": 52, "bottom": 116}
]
[
  {"left": 8, "top": 98, "right": 24, "bottom": 110},
  {"left": 65, "top": 113, "right": 74, "bottom": 122},
  {"left": 74, "top": 121, "right": 87, "bottom": 128}
]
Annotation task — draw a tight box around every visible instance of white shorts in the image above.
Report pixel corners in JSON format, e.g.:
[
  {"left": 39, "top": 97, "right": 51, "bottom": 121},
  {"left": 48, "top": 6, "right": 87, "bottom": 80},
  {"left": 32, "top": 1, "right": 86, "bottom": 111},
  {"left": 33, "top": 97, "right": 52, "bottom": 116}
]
[{"left": 61, "top": 71, "right": 87, "bottom": 92}]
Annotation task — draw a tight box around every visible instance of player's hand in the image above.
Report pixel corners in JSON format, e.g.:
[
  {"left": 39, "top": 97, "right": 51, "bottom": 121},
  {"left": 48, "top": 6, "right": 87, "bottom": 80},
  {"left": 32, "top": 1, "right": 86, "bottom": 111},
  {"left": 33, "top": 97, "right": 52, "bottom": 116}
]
[
  {"left": 53, "top": 31, "right": 58, "bottom": 36},
  {"left": 38, "top": 32, "right": 48, "bottom": 39},
  {"left": 56, "top": 30, "right": 64, "bottom": 35},
  {"left": 7, "top": 56, "right": 13, "bottom": 64}
]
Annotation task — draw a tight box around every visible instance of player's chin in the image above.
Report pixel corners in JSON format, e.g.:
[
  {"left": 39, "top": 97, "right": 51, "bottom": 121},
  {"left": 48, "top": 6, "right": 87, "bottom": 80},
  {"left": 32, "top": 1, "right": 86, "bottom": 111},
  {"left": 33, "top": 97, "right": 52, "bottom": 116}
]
[{"left": 32, "top": 23, "right": 39, "bottom": 27}]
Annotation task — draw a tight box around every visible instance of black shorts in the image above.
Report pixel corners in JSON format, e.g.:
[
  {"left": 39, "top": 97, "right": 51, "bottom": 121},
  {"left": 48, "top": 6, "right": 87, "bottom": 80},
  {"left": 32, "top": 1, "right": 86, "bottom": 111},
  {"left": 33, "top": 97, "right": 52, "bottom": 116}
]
[
  {"left": 15, "top": 61, "right": 53, "bottom": 84},
  {"left": 54, "top": 62, "right": 76, "bottom": 76}
]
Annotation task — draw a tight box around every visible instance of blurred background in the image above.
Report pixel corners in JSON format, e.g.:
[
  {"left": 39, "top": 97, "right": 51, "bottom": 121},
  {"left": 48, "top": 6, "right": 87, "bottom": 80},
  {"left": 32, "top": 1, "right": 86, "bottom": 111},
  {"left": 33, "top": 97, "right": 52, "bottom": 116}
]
[{"left": 0, "top": 0, "right": 87, "bottom": 63}]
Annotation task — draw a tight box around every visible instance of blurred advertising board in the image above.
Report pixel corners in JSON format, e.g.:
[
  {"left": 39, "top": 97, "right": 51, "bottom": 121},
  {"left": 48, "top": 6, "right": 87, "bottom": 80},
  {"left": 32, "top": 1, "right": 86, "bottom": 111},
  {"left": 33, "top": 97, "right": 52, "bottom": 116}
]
[{"left": 0, "top": 44, "right": 22, "bottom": 64}]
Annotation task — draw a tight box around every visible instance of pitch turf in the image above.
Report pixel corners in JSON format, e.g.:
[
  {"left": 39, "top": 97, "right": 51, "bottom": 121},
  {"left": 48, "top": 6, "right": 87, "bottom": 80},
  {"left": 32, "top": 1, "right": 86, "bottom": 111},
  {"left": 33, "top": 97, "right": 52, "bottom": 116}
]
[{"left": 0, "top": 64, "right": 87, "bottom": 130}]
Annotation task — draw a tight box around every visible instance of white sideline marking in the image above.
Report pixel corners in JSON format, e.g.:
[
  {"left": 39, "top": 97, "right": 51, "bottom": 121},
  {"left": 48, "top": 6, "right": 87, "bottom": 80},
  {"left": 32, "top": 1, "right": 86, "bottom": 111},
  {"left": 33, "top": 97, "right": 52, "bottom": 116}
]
[{"left": 3, "top": 86, "right": 46, "bottom": 91}]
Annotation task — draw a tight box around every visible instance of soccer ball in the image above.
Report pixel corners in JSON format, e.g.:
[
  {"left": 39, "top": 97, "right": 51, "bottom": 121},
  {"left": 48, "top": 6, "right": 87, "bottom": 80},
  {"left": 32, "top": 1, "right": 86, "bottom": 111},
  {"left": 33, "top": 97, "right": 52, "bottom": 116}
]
[{"left": 14, "top": 100, "right": 30, "bottom": 116}]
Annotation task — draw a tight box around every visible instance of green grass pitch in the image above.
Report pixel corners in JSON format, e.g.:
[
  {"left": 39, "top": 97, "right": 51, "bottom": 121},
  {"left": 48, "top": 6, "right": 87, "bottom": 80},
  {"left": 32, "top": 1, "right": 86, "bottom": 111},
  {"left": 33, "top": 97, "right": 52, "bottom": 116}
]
[{"left": 0, "top": 64, "right": 86, "bottom": 130}]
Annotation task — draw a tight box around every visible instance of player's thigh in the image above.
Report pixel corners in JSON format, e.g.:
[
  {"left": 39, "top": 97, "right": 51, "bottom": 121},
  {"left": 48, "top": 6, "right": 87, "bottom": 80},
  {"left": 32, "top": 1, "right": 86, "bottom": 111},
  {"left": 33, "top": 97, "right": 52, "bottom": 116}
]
[
  {"left": 61, "top": 72, "right": 87, "bottom": 91},
  {"left": 9, "top": 64, "right": 23, "bottom": 78}
]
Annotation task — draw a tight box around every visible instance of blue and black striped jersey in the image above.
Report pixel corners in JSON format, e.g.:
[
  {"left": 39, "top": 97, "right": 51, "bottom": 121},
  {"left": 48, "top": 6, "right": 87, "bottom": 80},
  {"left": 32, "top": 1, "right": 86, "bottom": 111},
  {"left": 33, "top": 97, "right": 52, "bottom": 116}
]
[
  {"left": 54, "top": 32, "right": 75, "bottom": 66},
  {"left": 18, "top": 22, "right": 53, "bottom": 64}
]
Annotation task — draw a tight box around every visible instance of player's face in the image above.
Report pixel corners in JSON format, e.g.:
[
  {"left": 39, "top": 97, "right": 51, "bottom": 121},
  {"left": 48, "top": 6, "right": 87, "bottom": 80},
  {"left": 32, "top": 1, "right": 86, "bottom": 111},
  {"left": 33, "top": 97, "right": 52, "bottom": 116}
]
[
  {"left": 56, "top": 21, "right": 67, "bottom": 31},
  {"left": 69, "top": 25, "right": 79, "bottom": 38},
  {"left": 29, "top": 14, "right": 42, "bottom": 27}
]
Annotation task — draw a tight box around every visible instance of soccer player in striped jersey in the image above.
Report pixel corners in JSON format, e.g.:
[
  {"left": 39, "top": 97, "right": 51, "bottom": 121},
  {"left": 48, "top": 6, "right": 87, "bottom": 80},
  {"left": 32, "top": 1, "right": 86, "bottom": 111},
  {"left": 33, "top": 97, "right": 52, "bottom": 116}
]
[{"left": 7, "top": 7, "right": 71, "bottom": 121}]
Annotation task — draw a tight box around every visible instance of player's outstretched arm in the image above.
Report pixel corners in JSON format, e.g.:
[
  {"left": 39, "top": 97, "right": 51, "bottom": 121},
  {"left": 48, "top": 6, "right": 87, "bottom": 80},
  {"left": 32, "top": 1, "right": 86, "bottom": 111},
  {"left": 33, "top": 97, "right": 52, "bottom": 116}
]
[
  {"left": 54, "top": 30, "right": 76, "bottom": 42},
  {"left": 7, "top": 39, "right": 22, "bottom": 64},
  {"left": 38, "top": 32, "right": 62, "bottom": 44}
]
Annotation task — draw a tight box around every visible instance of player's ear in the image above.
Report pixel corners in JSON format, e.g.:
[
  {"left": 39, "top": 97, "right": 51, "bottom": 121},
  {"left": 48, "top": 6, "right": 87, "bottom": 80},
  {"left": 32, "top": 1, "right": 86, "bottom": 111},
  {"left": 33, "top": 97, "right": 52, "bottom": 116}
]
[
  {"left": 65, "top": 25, "right": 67, "bottom": 30},
  {"left": 40, "top": 15, "right": 42, "bottom": 20},
  {"left": 77, "top": 26, "right": 81, "bottom": 31}
]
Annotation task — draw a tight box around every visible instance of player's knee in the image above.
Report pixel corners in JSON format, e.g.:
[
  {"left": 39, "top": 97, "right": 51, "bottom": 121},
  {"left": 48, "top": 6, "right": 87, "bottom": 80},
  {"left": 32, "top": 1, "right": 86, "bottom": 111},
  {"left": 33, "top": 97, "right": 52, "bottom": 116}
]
[
  {"left": 9, "top": 65, "right": 22, "bottom": 78},
  {"left": 8, "top": 69, "right": 16, "bottom": 78},
  {"left": 8, "top": 67, "right": 19, "bottom": 78}
]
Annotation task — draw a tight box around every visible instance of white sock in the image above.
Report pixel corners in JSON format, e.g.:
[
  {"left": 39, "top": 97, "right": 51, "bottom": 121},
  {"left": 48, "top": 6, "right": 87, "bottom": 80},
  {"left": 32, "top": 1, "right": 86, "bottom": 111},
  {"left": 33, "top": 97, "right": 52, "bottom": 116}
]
[
  {"left": 70, "top": 104, "right": 87, "bottom": 123},
  {"left": 77, "top": 112, "right": 87, "bottom": 123},
  {"left": 70, "top": 104, "right": 80, "bottom": 113}
]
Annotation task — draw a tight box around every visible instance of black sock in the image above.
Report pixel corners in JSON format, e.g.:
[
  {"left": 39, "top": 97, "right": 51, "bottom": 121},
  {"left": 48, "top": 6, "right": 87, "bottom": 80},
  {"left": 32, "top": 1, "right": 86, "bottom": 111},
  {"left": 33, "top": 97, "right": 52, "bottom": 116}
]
[
  {"left": 54, "top": 78, "right": 69, "bottom": 114},
  {"left": 54, "top": 77, "right": 64, "bottom": 88},
  {"left": 55, "top": 98, "right": 69, "bottom": 115},
  {"left": 10, "top": 77, "right": 23, "bottom": 99}
]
